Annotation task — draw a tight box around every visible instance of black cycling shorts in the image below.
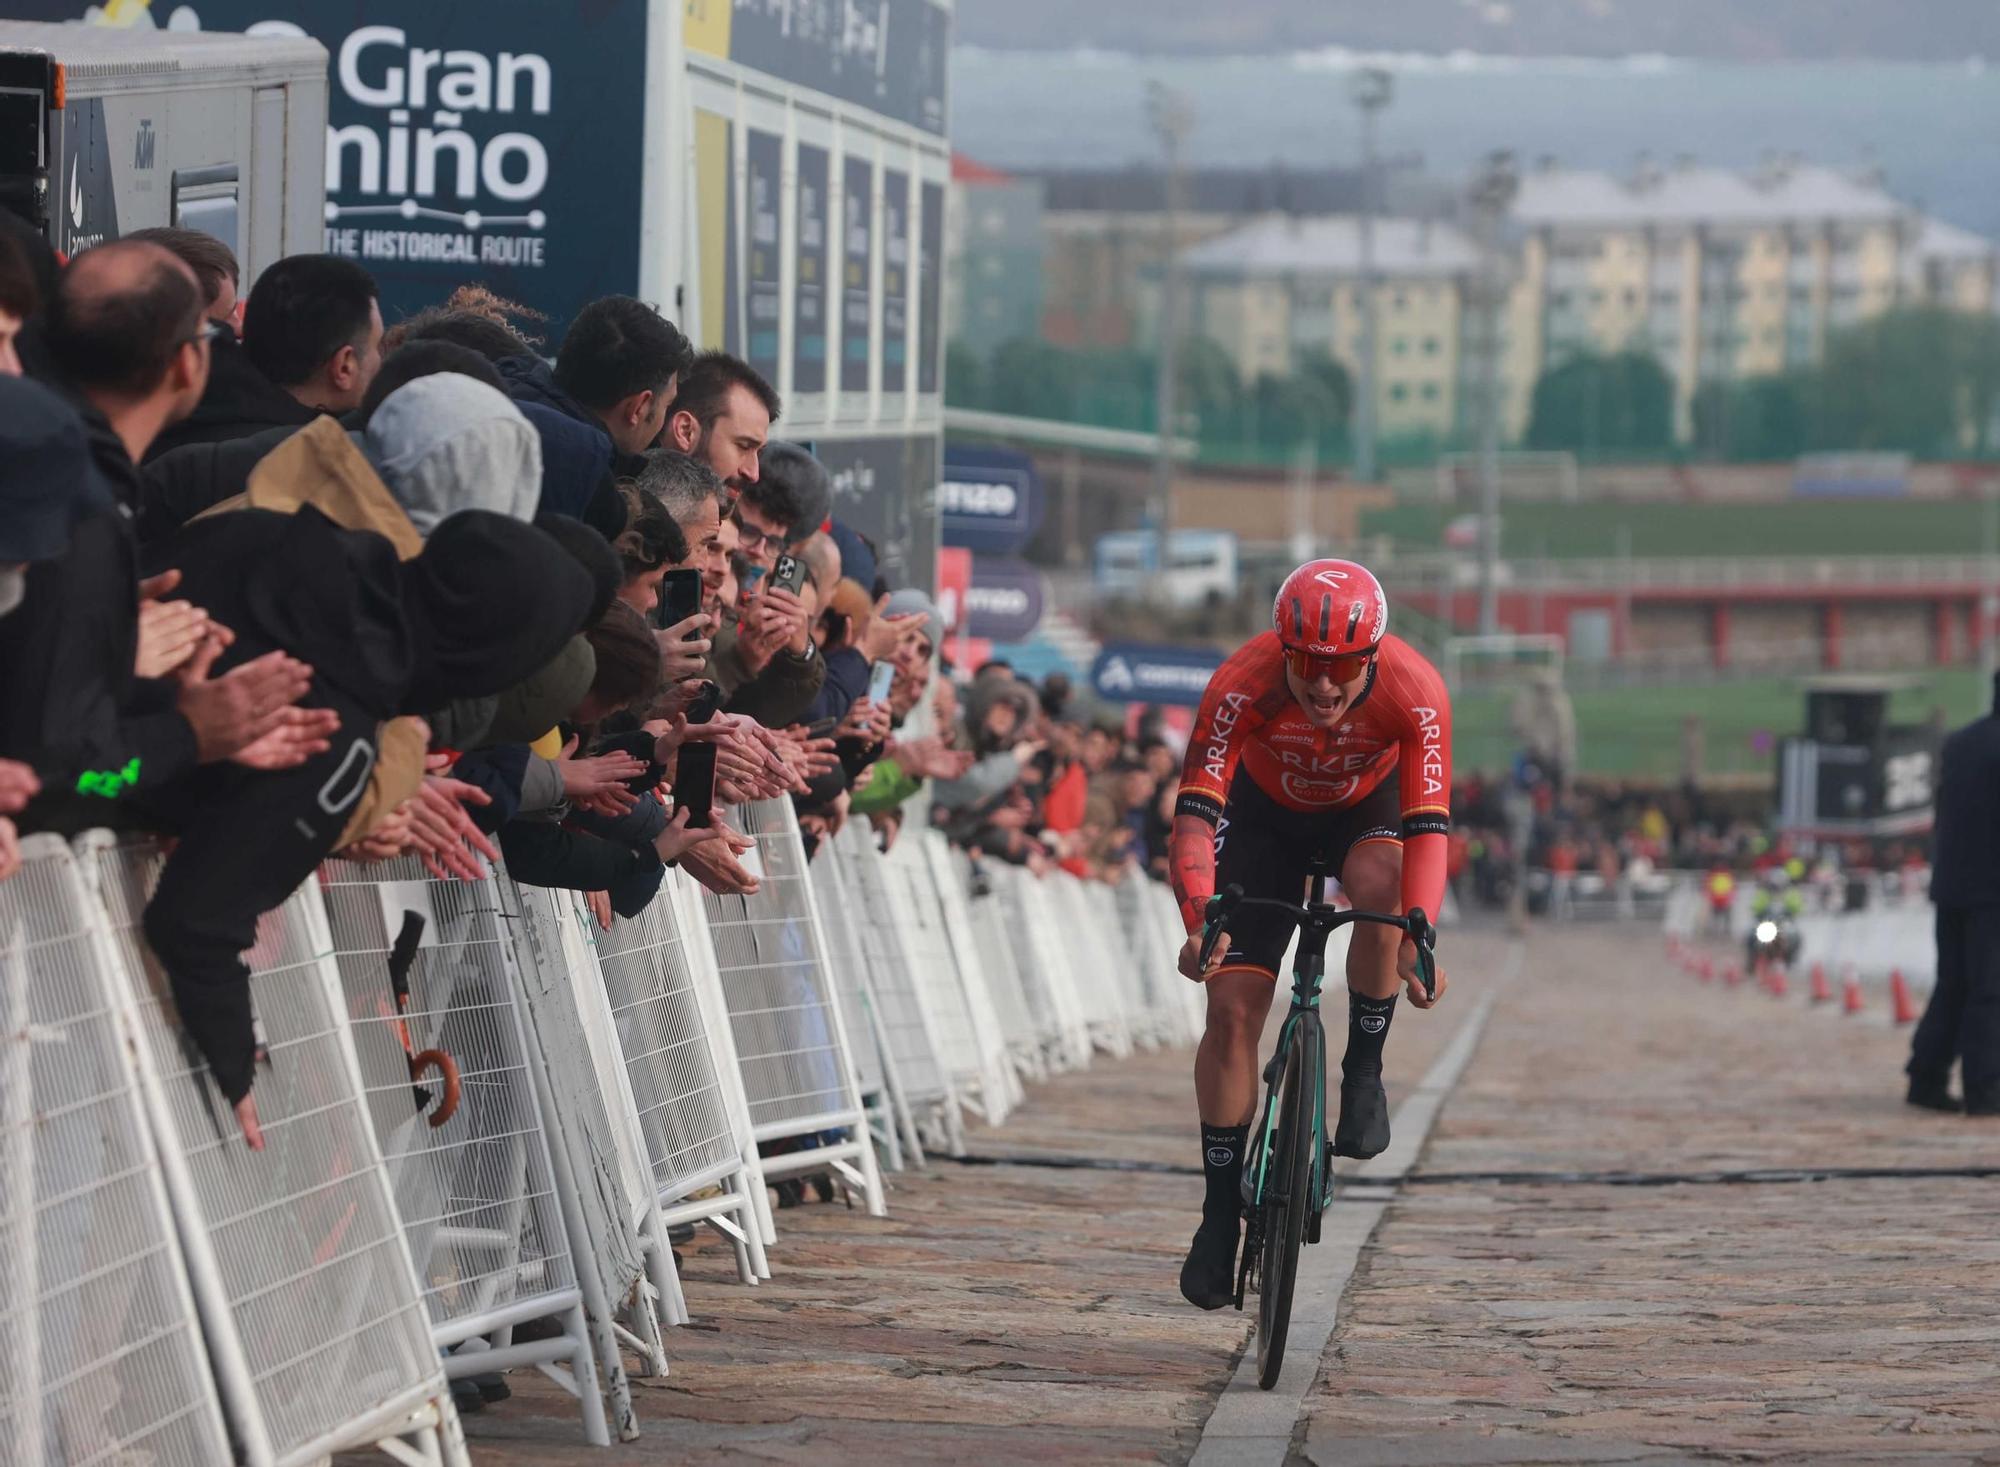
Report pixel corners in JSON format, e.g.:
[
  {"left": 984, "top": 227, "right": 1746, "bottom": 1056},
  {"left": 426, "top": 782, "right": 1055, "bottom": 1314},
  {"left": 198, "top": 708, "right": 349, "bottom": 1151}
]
[{"left": 1211, "top": 769, "right": 1402, "bottom": 975}]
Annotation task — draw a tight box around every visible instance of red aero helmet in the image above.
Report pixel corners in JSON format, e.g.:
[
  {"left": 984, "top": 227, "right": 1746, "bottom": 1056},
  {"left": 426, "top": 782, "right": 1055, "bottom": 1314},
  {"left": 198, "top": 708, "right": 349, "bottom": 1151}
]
[{"left": 1272, "top": 559, "right": 1388, "bottom": 657}]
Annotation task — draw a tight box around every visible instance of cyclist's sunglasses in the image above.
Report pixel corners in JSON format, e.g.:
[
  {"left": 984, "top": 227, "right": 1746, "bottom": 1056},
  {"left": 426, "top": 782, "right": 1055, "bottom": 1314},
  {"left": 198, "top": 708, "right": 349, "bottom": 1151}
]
[{"left": 1284, "top": 645, "right": 1377, "bottom": 684}]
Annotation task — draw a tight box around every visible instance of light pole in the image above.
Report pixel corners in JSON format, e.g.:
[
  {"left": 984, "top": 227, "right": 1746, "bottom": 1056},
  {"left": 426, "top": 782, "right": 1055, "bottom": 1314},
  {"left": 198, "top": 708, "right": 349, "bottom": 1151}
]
[
  {"left": 1470, "top": 149, "right": 1519, "bottom": 637},
  {"left": 1147, "top": 81, "right": 1195, "bottom": 605},
  {"left": 1350, "top": 67, "right": 1393, "bottom": 487}
]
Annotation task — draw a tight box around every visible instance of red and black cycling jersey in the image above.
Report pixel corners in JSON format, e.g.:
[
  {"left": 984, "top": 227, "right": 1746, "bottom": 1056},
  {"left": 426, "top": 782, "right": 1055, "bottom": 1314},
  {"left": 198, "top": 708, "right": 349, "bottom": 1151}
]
[{"left": 1170, "top": 632, "right": 1452, "bottom": 934}]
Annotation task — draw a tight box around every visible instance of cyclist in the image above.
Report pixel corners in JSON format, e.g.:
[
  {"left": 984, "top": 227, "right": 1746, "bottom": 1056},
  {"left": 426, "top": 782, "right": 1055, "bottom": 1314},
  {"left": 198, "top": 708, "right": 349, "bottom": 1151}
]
[{"left": 1169, "top": 559, "right": 1452, "bottom": 1309}]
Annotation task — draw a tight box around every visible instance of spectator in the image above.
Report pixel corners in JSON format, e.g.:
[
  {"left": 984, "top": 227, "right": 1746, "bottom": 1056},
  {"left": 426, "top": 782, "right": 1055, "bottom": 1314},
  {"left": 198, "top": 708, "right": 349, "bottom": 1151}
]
[
  {"left": 141, "top": 507, "right": 597, "bottom": 1144},
  {"left": 362, "top": 373, "right": 543, "bottom": 532},
  {"left": 1909, "top": 669, "right": 2000, "bottom": 1117},
  {"left": 137, "top": 338, "right": 506, "bottom": 543},
  {"left": 611, "top": 486, "right": 691, "bottom": 619},
  {"left": 0, "top": 211, "right": 58, "bottom": 380},
  {"left": 636, "top": 450, "right": 727, "bottom": 615},
  {"left": 660, "top": 350, "right": 777, "bottom": 506},
  {"left": 500, "top": 294, "right": 692, "bottom": 457},
  {"left": 122, "top": 226, "right": 243, "bottom": 333},
  {"left": 150, "top": 253, "right": 382, "bottom": 458},
  {"left": 1, "top": 241, "right": 330, "bottom": 835},
  {"left": 730, "top": 440, "right": 809, "bottom": 574},
  {"left": 0, "top": 227, "right": 41, "bottom": 375},
  {"left": 0, "top": 375, "right": 101, "bottom": 883}
]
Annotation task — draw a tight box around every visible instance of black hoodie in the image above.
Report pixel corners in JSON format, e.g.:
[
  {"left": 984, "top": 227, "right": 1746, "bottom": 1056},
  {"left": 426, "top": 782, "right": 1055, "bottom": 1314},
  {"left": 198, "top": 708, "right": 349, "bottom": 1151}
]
[{"left": 143, "top": 330, "right": 318, "bottom": 461}]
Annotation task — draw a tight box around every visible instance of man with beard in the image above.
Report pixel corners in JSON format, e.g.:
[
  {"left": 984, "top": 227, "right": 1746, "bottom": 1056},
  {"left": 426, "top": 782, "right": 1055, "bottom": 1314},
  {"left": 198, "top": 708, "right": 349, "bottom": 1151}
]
[{"left": 658, "top": 351, "right": 778, "bottom": 512}]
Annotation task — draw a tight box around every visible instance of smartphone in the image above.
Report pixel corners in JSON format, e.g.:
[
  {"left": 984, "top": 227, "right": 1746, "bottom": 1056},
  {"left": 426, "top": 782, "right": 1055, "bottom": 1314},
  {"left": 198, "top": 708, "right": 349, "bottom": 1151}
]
[
  {"left": 656, "top": 567, "right": 704, "bottom": 634},
  {"left": 676, "top": 741, "right": 717, "bottom": 829},
  {"left": 686, "top": 679, "right": 722, "bottom": 725},
  {"left": 866, "top": 659, "right": 896, "bottom": 704},
  {"left": 769, "top": 552, "right": 809, "bottom": 599}
]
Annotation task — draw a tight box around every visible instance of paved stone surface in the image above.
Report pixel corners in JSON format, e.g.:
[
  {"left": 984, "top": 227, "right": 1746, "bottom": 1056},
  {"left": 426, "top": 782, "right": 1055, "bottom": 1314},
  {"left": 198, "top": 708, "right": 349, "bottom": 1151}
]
[
  {"left": 338, "top": 920, "right": 2000, "bottom": 1465},
  {"left": 418, "top": 962, "right": 1474, "bottom": 1464},
  {"left": 1297, "top": 926, "right": 2000, "bottom": 1467}
]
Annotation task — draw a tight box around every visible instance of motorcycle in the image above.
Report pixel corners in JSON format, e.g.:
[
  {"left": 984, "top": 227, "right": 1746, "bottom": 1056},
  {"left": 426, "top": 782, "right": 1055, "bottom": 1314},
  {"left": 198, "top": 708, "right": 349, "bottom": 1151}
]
[{"left": 1745, "top": 912, "right": 1802, "bottom": 970}]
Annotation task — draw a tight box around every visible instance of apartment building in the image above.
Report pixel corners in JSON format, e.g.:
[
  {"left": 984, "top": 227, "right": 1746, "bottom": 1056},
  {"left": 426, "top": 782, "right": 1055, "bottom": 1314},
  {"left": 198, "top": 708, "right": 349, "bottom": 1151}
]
[
  {"left": 1505, "top": 159, "right": 1999, "bottom": 437},
  {"left": 1179, "top": 214, "right": 1483, "bottom": 440}
]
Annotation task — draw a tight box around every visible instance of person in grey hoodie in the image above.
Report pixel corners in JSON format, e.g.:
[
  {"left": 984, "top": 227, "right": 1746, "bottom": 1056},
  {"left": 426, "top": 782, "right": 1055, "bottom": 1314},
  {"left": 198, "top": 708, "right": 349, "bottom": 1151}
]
[{"left": 363, "top": 373, "right": 542, "bottom": 532}]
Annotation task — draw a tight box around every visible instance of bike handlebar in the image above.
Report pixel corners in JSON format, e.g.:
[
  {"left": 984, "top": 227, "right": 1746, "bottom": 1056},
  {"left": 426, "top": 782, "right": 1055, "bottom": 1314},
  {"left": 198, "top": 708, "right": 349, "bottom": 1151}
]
[{"left": 1198, "top": 883, "right": 1438, "bottom": 999}]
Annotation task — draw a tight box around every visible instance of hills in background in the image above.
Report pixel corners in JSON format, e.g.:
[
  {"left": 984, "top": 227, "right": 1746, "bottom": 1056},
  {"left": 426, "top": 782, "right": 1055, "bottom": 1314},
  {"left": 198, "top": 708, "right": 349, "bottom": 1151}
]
[{"left": 953, "top": 0, "right": 2000, "bottom": 63}]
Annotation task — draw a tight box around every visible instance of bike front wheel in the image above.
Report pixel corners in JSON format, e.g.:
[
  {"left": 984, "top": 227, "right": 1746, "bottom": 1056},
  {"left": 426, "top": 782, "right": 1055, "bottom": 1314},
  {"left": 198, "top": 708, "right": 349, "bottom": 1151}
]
[{"left": 1256, "top": 1031, "right": 1315, "bottom": 1389}]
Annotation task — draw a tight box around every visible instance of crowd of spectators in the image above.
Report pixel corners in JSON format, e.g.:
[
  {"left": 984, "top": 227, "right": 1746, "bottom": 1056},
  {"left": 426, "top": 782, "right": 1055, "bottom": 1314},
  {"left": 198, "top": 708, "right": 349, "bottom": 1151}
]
[{"left": 0, "top": 219, "right": 1153, "bottom": 1155}]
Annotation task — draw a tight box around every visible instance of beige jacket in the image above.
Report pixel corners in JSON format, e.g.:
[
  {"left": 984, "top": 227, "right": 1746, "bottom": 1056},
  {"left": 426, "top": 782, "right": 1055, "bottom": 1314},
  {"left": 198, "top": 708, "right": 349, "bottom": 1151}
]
[{"left": 197, "top": 418, "right": 428, "bottom": 845}]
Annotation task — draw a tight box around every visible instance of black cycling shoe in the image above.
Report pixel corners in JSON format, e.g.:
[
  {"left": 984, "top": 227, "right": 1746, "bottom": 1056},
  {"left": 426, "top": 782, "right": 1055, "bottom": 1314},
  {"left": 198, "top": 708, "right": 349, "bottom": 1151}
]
[
  {"left": 1332, "top": 1074, "right": 1391, "bottom": 1159},
  {"left": 1179, "top": 1212, "right": 1241, "bottom": 1311}
]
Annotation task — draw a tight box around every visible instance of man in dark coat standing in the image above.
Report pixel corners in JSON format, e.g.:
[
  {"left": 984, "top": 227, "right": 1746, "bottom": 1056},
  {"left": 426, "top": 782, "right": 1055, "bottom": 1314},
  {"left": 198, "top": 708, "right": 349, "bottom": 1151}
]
[{"left": 1909, "top": 670, "right": 2000, "bottom": 1116}]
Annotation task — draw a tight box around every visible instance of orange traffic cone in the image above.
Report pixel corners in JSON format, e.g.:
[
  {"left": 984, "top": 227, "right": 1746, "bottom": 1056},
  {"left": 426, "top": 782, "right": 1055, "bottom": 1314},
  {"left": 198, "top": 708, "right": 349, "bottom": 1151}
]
[
  {"left": 1809, "top": 962, "right": 1832, "bottom": 1004},
  {"left": 1698, "top": 956, "right": 1715, "bottom": 984},
  {"left": 1768, "top": 962, "right": 1789, "bottom": 999},
  {"left": 1889, "top": 969, "right": 1920, "bottom": 1026},
  {"left": 1723, "top": 962, "right": 1742, "bottom": 988},
  {"left": 1842, "top": 966, "right": 1865, "bottom": 1015}
]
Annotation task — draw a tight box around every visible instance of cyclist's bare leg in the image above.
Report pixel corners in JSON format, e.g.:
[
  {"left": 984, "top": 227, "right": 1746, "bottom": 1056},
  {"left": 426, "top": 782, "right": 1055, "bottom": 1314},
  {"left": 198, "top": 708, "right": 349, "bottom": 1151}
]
[
  {"left": 1195, "top": 966, "right": 1277, "bottom": 1125},
  {"left": 1340, "top": 839, "right": 1404, "bottom": 1000}
]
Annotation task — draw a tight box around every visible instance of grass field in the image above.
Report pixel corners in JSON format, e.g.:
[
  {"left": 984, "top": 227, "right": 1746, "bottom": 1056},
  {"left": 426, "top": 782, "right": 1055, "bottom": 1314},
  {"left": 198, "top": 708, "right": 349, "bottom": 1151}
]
[
  {"left": 1362, "top": 498, "right": 1995, "bottom": 560},
  {"left": 1452, "top": 666, "right": 1986, "bottom": 781}
]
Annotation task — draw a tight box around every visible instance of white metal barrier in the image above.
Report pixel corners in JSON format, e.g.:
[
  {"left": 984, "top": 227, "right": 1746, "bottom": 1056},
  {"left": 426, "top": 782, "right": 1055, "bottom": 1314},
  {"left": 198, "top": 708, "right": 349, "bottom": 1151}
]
[
  {"left": 85, "top": 835, "right": 465, "bottom": 1467},
  {"left": 2, "top": 835, "right": 233, "bottom": 1467},
  {"left": 9, "top": 814, "right": 1196, "bottom": 1461},
  {"left": 955, "top": 851, "right": 1049, "bottom": 1086},
  {"left": 317, "top": 859, "right": 624, "bottom": 1443},
  {"left": 505, "top": 875, "right": 690, "bottom": 1371},
  {"left": 804, "top": 837, "right": 918, "bottom": 1170},
  {"left": 699, "top": 801, "right": 885, "bottom": 1216},
  {"left": 989, "top": 863, "right": 1094, "bottom": 1072},
  {"left": 584, "top": 872, "right": 771, "bottom": 1286},
  {"left": 881, "top": 834, "right": 1018, "bottom": 1129},
  {"left": 826, "top": 822, "right": 963, "bottom": 1157}
]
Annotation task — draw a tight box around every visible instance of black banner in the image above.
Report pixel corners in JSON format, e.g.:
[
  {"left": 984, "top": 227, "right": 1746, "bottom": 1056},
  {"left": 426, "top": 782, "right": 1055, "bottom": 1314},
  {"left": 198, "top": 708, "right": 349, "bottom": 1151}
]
[
  {"left": 720, "top": 0, "right": 948, "bottom": 136},
  {"left": 882, "top": 169, "right": 909, "bottom": 395},
  {"left": 841, "top": 155, "right": 873, "bottom": 394},
  {"left": 794, "top": 142, "right": 830, "bottom": 394},
  {"left": 745, "top": 128, "right": 783, "bottom": 383},
  {"left": 919, "top": 178, "right": 944, "bottom": 395}
]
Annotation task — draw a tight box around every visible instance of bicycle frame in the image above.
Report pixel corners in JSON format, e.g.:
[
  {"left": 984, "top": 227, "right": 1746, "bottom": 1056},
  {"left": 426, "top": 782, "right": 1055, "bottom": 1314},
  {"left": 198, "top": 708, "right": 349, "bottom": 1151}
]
[{"left": 1200, "top": 882, "right": 1437, "bottom": 1220}]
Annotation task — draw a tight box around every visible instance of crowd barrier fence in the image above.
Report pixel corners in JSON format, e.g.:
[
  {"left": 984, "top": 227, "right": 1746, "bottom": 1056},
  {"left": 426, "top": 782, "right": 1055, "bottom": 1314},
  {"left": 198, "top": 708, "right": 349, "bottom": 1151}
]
[
  {"left": 1662, "top": 879, "right": 1936, "bottom": 992},
  {"left": 6, "top": 812, "right": 1205, "bottom": 1461}
]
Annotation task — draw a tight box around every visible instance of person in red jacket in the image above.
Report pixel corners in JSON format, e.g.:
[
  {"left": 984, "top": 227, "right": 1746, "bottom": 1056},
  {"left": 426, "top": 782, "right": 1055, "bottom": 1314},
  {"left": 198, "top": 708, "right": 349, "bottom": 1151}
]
[{"left": 1167, "top": 558, "right": 1452, "bottom": 1309}]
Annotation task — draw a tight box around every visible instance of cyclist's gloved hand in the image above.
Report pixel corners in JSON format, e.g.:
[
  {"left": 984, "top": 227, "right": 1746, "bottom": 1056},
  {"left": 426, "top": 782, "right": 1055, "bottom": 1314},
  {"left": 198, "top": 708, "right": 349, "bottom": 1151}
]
[
  {"left": 1397, "top": 935, "right": 1447, "bottom": 1010},
  {"left": 1180, "top": 929, "right": 1231, "bottom": 982}
]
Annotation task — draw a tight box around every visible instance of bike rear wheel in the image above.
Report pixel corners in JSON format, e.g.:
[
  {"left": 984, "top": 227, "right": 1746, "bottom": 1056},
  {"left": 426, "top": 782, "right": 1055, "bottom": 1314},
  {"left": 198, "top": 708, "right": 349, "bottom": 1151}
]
[{"left": 1256, "top": 1032, "right": 1315, "bottom": 1389}]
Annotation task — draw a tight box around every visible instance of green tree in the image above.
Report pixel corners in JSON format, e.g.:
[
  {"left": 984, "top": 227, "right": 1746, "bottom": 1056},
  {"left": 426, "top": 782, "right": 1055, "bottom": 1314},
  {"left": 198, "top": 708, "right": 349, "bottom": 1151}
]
[
  {"left": 1525, "top": 351, "right": 1676, "bottom": 454},
  {"left": 1812, "top": 306, "right": 2000, "bottom": 457},
  {"left": 1691, "top": 373, "right": 1810, "bottom": 461},
  {"left": 985, "top": 336, "right": 1084, "bottom": 421},
  {"left": 944, "top": 341, "right": 988, "bottom": 408}
]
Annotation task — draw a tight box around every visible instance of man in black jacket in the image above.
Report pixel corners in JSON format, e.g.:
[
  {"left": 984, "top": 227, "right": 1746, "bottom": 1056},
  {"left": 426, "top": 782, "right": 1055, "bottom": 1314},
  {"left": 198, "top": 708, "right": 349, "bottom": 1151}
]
[
  {"left": 0, "top": 241, "right": 334, "bottom": 833},
  {"left": 498, "top": 294, "right": 692, "bottom": 459},
  {"left": 1910, "top": 671, "right": 2000, "bottom": 1116},
  {"left": 147, "top": 253, "right": 382, "bottom": 459}
]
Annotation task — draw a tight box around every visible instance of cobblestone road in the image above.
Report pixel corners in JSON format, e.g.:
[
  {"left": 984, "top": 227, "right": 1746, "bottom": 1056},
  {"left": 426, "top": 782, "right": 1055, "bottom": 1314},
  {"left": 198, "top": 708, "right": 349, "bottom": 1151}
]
[{"left": 432, "top": 922, "right": 1999, "bottom": 1466}]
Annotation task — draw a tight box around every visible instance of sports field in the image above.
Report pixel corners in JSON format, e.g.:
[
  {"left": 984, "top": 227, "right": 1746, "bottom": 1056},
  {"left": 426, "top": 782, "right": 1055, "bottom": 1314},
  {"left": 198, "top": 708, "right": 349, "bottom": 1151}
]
[
  {"left": 1452, "top": 665, "right": 1985, "bottom": 780},
  {"left": 1363, "top": 498, "right": 1995, "bottom": 560}
]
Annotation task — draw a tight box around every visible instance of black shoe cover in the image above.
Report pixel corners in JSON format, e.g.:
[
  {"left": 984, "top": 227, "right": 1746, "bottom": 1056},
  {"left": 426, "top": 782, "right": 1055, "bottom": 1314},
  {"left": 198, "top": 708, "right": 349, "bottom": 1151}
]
[
  {"left": 1179, "top": 1213, "right": 1241, "bottom": 1311},
  {"left": 1332, "top": 1074, "right": 1391, "bottom": 1159}
]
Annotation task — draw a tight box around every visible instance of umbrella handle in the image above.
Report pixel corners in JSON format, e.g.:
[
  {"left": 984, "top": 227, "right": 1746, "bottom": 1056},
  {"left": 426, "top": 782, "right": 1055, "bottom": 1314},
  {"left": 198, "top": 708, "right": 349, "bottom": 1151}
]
[{"left": 410, "top": 1048, "right": 461, "bottom": 1128}]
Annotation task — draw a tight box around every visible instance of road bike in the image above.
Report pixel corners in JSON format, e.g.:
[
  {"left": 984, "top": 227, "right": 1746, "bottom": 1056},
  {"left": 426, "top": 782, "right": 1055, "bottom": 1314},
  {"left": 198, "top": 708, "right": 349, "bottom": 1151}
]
[{"left": 1198, "top": 880, "right": 1437, "bottom": 1389}]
